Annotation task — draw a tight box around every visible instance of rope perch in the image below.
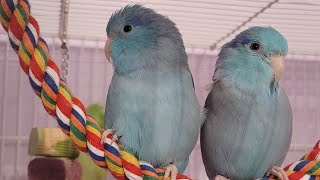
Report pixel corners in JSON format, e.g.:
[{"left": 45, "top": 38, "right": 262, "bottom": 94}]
[
  {"left": 0, "top": 0, "right": 190, "bottom": 179},
  {"left": 0, "top": 0, "right": 319, "bottom": 179}
]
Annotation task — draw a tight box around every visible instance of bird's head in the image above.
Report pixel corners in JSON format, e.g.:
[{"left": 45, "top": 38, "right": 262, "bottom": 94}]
[
  {"left": 105, "top": 4, "right": 187, "bottom": 74},
  {"left": 216, "top": 26, "right": 288, "bottom": 88}
]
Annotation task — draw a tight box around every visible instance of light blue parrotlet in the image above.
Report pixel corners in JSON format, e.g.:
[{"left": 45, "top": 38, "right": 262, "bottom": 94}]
[
  {"left": 100, "top": 5, "right": 201, "bottom": 179},
  {"left": 200, "top": 27, "right": 292, "bottom": 180}
]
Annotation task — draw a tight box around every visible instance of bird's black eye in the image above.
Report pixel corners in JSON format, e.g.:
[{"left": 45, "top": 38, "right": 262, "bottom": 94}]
[
  {"left": 250, "top": 43, "right": 260, "bottom": 51},
  {"left": 123, "top": 25, "right": 132, "bottom": 33}
]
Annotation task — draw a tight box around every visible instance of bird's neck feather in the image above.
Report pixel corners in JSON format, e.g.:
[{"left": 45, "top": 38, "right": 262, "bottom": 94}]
[
  {"left": 114, "top": 44, "right": 188, "bottom": 75},
  {"left": 214, "top": 52, "right": 279, "bottom": 98}
]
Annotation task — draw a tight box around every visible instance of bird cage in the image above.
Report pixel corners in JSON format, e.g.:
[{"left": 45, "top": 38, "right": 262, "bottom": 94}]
[{"left": 0, "top": 0, "right": 319, "bottom": 179}]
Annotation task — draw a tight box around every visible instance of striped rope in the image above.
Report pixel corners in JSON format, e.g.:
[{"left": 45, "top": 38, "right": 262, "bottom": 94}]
[
  {"left": 0, "top": 0, "right": 191, "bottom": 179},
  {"left": 0, "top": 1, "right": 319, "bottom": 180},
  {"left": 258, "top": 140, "right": 320, "bottom": 180}
]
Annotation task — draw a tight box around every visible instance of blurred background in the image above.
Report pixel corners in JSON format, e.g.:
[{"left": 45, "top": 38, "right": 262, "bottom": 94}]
[{"left": 0, "top": 0, "right": 319, "bottom": 179}]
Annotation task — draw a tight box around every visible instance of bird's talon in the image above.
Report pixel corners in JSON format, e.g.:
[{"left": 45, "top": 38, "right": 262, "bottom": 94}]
[
  {"left": 214, "top": 175, "right": 230, "bottom": 180},
  {"left": 268, "top": 166, "right": 288, "bottom": 180},
  {"left": 164, "top": 164, "right": 178, "bottom": 180},
  {"left": 100, "top": 129, "right": 114, "bottom": 144},
  {"left": 111, "top": 134, "right": 118, "bottom": 145}
]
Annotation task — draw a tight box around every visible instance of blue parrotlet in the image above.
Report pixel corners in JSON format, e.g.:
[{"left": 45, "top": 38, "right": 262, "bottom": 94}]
[
  {"left": 100, "top": 5, "right": 201, "bottom": 179},
  {"left": 200, "top": 27, "right": 292, "bottom": 180}
]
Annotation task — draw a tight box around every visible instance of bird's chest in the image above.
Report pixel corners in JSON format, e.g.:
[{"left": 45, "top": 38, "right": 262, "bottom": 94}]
[
  {"left": 107, "top": 70, "right": 182, "bottom": 109},
  {"left": 213, "top": 95, "right": 281, "bottom": 177},
  {"left": 222, "top": 95, "right": 275, "bottom": 144},
  {"left": 216, "top": 102, "right": 274, "bottom": 149},
  {"left": 107, "top": 73, "right": 158, "bottom": 104}
]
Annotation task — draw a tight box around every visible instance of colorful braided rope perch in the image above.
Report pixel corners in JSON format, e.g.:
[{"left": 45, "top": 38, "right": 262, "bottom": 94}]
[
  {"left": 260, "top": 140, "right": 320, "bottom": 180},
  {"left": 0, "top": 0, "right": 319, "bottom": 179}
]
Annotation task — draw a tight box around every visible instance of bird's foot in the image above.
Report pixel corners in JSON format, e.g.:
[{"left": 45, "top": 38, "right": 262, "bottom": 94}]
[
  {"left": 214, "top": 175, "right": 230, "bottom": 180},
  {"left": 164, "top": 164, "right": 178, "bottom": 180},
  {"left": 268, "top": 166, "right": 288, "bottom": 180},
  {"left": 100, "top": 129, "right": 118, "bottom": 145}
]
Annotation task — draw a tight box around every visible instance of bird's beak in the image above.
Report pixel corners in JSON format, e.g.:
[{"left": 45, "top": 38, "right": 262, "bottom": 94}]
[
  {"left": 270, "top": 55, "right": 285, "bottom": 82},
  {"left": 104, "top": 37, "right": 112, "bottom": 63}
]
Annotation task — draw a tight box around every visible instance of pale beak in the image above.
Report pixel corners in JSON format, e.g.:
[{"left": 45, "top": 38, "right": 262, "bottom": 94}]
[
  {"left": 104, "top": 37, "right": 112, "bottom": 63},
  {"left": 270, "top": 55, "right": 285, "bottom": 82}
]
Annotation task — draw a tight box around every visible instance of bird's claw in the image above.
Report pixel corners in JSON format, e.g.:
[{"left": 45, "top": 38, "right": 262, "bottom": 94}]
[
  {"left": 268, "top": 166, "right": 288, "bottom": 180},
  {"left": 164, "top": 164, "right": 178, "bottom": 180},
  {"left": 111, "top": 134, "right": 118, "bottom": 144},
  {"left": 214, "top": 175, "right": 230, "bottom": 180},
  {"left": 101, "top": 129, "right": 118, "bottom": 145}
]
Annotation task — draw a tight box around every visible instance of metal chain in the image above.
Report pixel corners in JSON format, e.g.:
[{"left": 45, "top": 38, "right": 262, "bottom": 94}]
[
  {"left": 60, "top": 0, "right": 70, "bottom": 82},
  {"left": 61, "top": 40, "right": 69, "bottom": 82}
]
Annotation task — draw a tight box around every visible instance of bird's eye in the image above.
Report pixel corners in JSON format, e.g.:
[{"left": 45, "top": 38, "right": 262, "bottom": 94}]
[
  {"left": 123, "top": 25, "right": 132, "bottom": 33},
  {"left": 250, "top": 43, "right": 260, "bottom": 51}
]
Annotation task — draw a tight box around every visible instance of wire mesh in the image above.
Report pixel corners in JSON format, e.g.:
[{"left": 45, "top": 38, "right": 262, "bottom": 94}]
[
  {"left": 0, "top": 0, "right": 320, "bottom": 179},
  {"left": 9, "top": 0, "right": 319, "bottom": 55}
]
